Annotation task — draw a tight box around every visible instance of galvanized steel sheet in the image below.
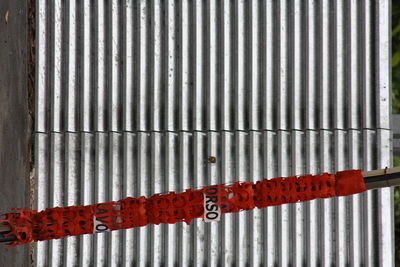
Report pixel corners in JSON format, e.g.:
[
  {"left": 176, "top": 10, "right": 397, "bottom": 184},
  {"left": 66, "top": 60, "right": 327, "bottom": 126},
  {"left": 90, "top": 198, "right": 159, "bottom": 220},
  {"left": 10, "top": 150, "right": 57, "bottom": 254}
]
[{"left": 35, "top": 0, "right": 393, "bottom": 266}]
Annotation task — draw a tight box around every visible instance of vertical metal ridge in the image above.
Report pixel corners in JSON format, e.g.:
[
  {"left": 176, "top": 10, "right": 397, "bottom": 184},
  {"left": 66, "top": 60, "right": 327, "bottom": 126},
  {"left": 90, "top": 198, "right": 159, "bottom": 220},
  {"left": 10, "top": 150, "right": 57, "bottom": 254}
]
[
  {"left": 78, "top": 0, "right": 94, "bottom": 132},
  {"left": 276, "top": 5, "right": 291, "bottom": 263},
  {"left": 277, "top": 131, "right": 291, "bottom": 267},
  {"left": 165, "top": 0, "right": 178, "bottom": 132},
  {"left": 137, "top": 132, "right": 151, "bottom": 266},
  {"left": 246, "top": 1, "right": 264, "bottom": 266},
  {"left": 108, "top": 0, "right": 122, "bottom": 132},
  {"left": 318, "top": 0, "right": 332, "bottom": 130},
  {"left": 193, "top": 132, "right": 206, "bottom": 266},
  {"left": 249, "top": 131, "right": 263, "bottom": 266},
  {"left": 305, "top": 0, "right": 317, "bottom": 130},
  {"left": 290, "top": 1, "right": 306, "bottom": 263},
  {"left": 362, "top": 129, "right": 377, "bottom": 266},
  {"left": 332, "top": 2, "right": 347, "bottom": 265},
  {"left": 80, "top": 133, "right": 95, "bottom": 267},
  {"left": 220, "top": 0, "right": 233, "bottom": 132},
  {"left": 290, "top": 0, "right": 303, "bottom": 131},
  {"left": 304, "top": 4, "right": 323, "bottom": 266},
  {"left": 206, "top": 0, "right": 218, "bottom": 131},
  {"left": 361, "top": 0, "right": 375, "bottom": 129},
  {"left": 35, "top": 134, "right": 50, "bottom": 267},
  {"left": 94, "top": 0, "right": 107, "bottom": 132},
  {"left": 334, "top": 130, "right": 348, "bottom": 266},
  {"left": 263, "top": 0, "right": 275, "bottom": 131},
  {"left": 375, "top": 0, "right": 391, "bottom": 129},
  {"left": 206, "top": 132, "right": 220, "bottom": 266},
  {"left": 277, "top": 0, "right": 289, "bottom": 131},
  {"left": 49, "top": 135, "right": 64, "bottom": 205},
  {"left": 108, "top": 133, "right": 123, "bottom": 266},
  {"left": 165, "top": 133, "right": 179, "bottom": 266},
  {"left": 178, "top": 133, "right": 193, "bottom": 266},
  {"left": 192, "top": 0, "right": 205, "bottom": 132},
  {"left": 49, "top": 133, "right": 64, "bottom": 267},
  {"left": 348, "top": 130, "right": 363, "bottom": 266},
  {"left": 319, "top": 131, "right": 334, "bottom": 267},
  {"left": 305, "top": 131, "right": 318, "bottom": 267},
  {"left": 235, "top": 132, "right": 249, "bottom": 266},
  {"left": 376, "top": 130, "right": 394, "bottom": 266},
  {"left": 163, "top": 1, "right": 179, "bottom": 261},
  {"left": 150, "top": 0, "right": 163, "bottom": 132},
  {"left": 122, "top": 0, "right": 134, "bottom": 132},
  {"left": 332, "top": 0, "right": 346, "bottom": 131},
  {"left": 50, "top": 0, "right": 63, "bottom": 133},
  {"left": 263, "top": 131, "right": 278, "bottom": 266},
  {"left": 178, "top": 0, "right": 191, "bottom": 132},
  {"left": 94, "top": 133, "right": 109, "bottom": 266},
  {"left": 122, "top": 132, "right": 136, "bottom": 266},
  {"left": 363, "top": 186, "right": 378, "bottom": 267},
  {"left": 81, "top": 0, "right": 93, "bottom": 132},
  {"left": 291, "top": 131, "right": 305, "bottom": 267},
  {"left": 64, "top": 133, "right": 80, "bottom": 267},
  {"left": 317, "top": 2, "right": 334, "bottom": 264},
  {"left": 248, "top": 1, "right": 261, "bottom": 132},
  {"left": 36, "top": 0, "right": 49, "bottom": 133},
  {"left": 234, "top": 0, "right": 247, "bottom": 131},
  {"left": 150, "top": 132, "right": 163, "bottom": 267},
  {"left": 346, "top": 0, "right": 361, "bottom": 130},
  {"left": 65, "top": 0, "right": 78, "bottom": 132},
  {"left": 136, "top": 0, "right": 151, "bottom": 132},
  {"left": 221, "top": 132, "right": 235, "bottom": 266}
]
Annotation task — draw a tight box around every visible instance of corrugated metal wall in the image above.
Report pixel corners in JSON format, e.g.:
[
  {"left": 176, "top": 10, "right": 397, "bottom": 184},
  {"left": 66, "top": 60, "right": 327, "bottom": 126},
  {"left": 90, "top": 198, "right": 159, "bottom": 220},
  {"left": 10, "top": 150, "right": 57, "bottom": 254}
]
[{"left": 34, "top": 0, "right": 393, "bottom": 266}]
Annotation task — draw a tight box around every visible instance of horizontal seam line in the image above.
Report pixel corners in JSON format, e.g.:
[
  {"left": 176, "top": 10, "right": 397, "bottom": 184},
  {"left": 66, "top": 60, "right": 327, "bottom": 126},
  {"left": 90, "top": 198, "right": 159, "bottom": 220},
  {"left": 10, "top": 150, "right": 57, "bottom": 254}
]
[{"left": 34, "top": 128, "right": 391, "bottom": 134}]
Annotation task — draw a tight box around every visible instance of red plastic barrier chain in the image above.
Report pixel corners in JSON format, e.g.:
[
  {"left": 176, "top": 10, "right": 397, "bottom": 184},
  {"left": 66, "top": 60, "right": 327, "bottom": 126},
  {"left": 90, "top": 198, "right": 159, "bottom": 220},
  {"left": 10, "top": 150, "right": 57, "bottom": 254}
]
[{"left": 1, "top": 170, "right": 365, "bottom": 246}]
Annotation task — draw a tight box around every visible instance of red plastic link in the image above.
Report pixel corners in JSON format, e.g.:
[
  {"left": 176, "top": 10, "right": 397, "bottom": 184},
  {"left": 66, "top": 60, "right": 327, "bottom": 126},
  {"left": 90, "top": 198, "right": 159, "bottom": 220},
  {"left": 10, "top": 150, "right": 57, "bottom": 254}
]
[{"left": 1, "top": 170, "right": 365, "bottom": 246}]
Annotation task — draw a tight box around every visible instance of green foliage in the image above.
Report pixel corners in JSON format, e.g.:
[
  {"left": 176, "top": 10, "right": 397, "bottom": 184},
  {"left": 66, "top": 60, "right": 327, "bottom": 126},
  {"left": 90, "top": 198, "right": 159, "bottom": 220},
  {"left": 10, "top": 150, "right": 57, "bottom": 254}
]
[
  {"left": 394, "top": 157, "right": 400, "bottom": 264},
  {"left": 393, "top": 2, "right": 400, "bottom": 264},
  {"left": 393, "top": 1, "right": 400, "bottom": 114},
  {"left": 393, "top": 60, "right": 400, "bottom": 113}
]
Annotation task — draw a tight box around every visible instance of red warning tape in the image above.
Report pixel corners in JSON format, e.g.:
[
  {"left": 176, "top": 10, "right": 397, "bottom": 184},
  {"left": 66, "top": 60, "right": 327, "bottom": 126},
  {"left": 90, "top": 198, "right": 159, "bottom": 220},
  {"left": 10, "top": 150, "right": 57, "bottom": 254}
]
[{"left": 1, "top": 170, "right": 365, "bottom": 246}]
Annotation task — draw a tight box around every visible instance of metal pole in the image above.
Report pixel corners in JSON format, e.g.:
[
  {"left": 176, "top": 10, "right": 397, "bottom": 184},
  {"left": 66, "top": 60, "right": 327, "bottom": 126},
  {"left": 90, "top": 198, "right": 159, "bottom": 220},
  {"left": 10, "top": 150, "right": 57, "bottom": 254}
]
[{"left": 363, "top": 167, "right": 400, "bottom": 190}]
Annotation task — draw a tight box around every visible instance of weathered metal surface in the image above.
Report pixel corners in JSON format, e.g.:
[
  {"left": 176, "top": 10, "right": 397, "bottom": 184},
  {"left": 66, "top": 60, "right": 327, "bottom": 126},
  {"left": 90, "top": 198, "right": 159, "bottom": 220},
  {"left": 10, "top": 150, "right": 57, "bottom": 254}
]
[{"left": 35, "top": 0, "right": 393, "bottom": 266}]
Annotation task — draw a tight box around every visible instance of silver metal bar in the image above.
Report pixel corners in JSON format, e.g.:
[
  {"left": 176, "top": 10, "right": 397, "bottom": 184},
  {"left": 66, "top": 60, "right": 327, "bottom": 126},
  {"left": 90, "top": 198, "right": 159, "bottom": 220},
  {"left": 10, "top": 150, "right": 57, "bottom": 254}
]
[
  {"left": 81, "top": 0, "right": 93, "bottom": 133},
  {"left": 94, "top": 133, "right": 109, "bottom": 266},
  {"left": 123, "top": 132, "right": 136, "bottom": 266},
  {"left": 150, "top": 132, "right": 163, "bottom": 267},
  {"left": 137, "top": 132, "right": 150, "bottom": 267},
  {"left": 179, "top": 133, "right": 192, "bottom": 266},
  {"left": 64, "top": 133, "right": 80, "bottom": 267},
  {"left": 50, "top": 0, "right": 63, "bottom": 133},
  {"left": 136, "top": 0, "right": 150, "bottom": 132},
  {"left": 36, "top": 0, "right": 49, "bottom": 133},
  {"left": 94, "top": 0, "right": 107, "bottom": 132},
  {"left": 65, "top": 0, "right": 78, "bottom": 133},
  {"left": 34, "top": 133, "right": 50, "bottom": 267},
  {"left": 249, "top": 131, "right": 263, "bottom": 266},
  {"left": 109, "top": 133, "right": 123, "bottom": 266},
  {"left": 80, "top": 133, "right": 95, "bottom": 266},
  {"left": 49, "top": 133, "right": 64, "bottom": 267}
]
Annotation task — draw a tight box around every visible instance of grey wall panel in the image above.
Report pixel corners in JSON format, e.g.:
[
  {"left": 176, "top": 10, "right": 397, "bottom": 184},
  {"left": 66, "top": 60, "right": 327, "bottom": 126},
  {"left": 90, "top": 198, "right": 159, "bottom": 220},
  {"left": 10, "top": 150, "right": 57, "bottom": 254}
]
[
  {"left": 34, "top": 0, "right": 393, "bottom": 266},
  {"left": 33, "top": 130, "right": 393, "bottom": 266},
  {"left": 36, "top": 0, "right": 392, "bottom": 134}
]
